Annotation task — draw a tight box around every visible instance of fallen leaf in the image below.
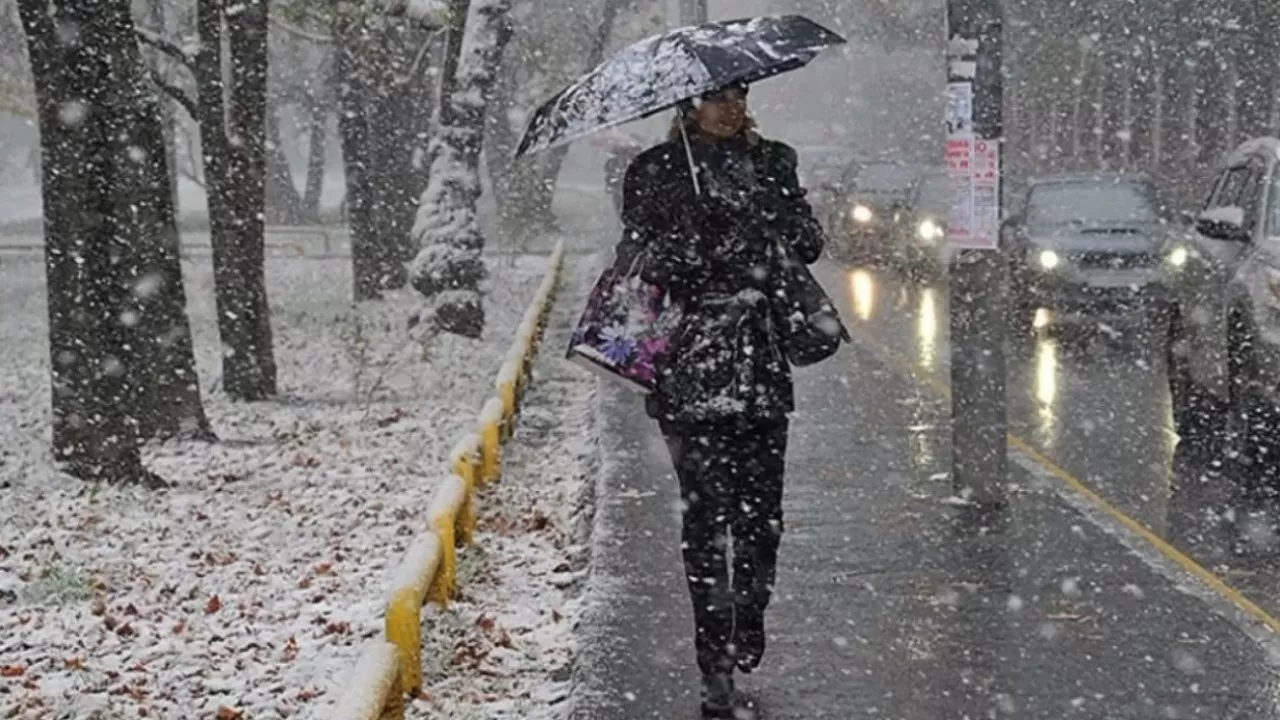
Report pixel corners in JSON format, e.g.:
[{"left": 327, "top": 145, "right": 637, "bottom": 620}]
[
  {"left": 493, "top": 628, "right": 513, "bottom": 649},
  {"left": 0, "top": 664, "right": 25, "bottom": 677},
  {"left": 524, "top": 510, "right": 551, "bottom": 532},
  {"left": 216, "top": 706, "right": 243, "bottom": 720},
  {"left": 476, "top": 614, "right": 495, "bottom": 631},
  {"left": 205, "top": 595, "right": 222, "bottom": 615},
  {"left": 314, "top": 562, "right": 332, "bottom": 575},
  {"left": 297, "top": 688, "right": 318, "bottom": 701},
  {"left": 115, "top": 622, "right": 136, "bottom": 638},
  {"left": 323, "top": 620, "right": 349, "bottom": 636},
  {"left": 64, "top": 657, "right": 84, "bottom": 671},
  {"left": 290, "top": 453, "right": 320, "bottom": 469},
  {"left": 376, "top": 408, "right": 407, "bottom": 428},
  {"left": 281, "top": 636, "right": 299, "bottom": 662},
  {"left": 297, "top": 576, "right": 313, "bottom": 590},
  {"left": 123, "top": 603, "right": 139, "bottom": 616}
]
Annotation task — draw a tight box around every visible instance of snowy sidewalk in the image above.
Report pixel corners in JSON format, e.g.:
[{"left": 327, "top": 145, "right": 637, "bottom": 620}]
[
  {"left": 0, "top": 250, "right": 595, "bottom": 719},
  {"left": 569, "top": 306, "right": 1280, "bottom": 719}
]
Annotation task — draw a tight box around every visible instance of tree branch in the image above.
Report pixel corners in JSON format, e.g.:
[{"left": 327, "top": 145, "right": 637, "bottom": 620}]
[
  {"left": 135, "top": 27, "right": 195, "bottom": 69},
  {"left": 149, "top": 70, "right": 199, "bottom": 119},
  {"left": 268, "top": 15, "right": 334, "bottom": 44}
]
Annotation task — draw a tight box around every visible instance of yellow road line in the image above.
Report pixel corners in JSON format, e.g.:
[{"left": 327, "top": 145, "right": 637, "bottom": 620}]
[{"left": 845, "top": 323, "right": 1280, "bottom": 636}]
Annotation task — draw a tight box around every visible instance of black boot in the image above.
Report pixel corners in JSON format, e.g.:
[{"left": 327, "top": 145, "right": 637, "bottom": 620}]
[
  {"left": 700, "top": 670, "right": 736, "bottom": 718},
  {"left": 733, "top": 609, "right": 765, "bottom": 673}
]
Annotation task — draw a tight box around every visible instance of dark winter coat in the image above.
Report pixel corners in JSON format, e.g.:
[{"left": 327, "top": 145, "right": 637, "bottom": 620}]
[{"left": 616, "top": 133, "right": 825, "bottom": 424}]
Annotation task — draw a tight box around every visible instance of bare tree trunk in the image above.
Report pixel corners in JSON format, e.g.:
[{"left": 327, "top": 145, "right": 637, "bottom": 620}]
[
  {"left": 145, "top": 0, "right": 183, "bottom": 215},
  {"left": 129, "top": 87, "right": 214, "bottom": 442},
  {"left": 334, "top": 7, "right": 423, "bottom": 299},
  {"left": 302, "top": 94, "right": 327, "bottom": 220},
  {"left": 18, "top": 0, "right": 177, "bottom": 485},
  {"left": 1271, "top": 69, "right": 1280, "bottom": 136},
  {"left": 333, "top": 7, "right": 381, "bottom": 300},
  {"left": 409, "top": 0, "right": 514, "bottom": 338},
  {"left": 225, "top": 0, "right": 277, "bottom": 399},
  {"left": 1092, "top": 58, "right": 1105, "bottom": 168},
  {"left": 1117, "top": 53, "right": 1134, "bottom": 168},
  {"left": 196, "top": 0, "right": 277, "bottom": 401},
  {"left": 366, "top": 20, "right": 434, "bottom": 282},
  {"left": 1069, "top": 44, "right": 1091, "bottom": 168},
  {"left": 1224, "top": 53, "right": 1240, "bottom": 152},
  {"left": 265, "top": 108, "right": 306, "bottom": 224},
  {"left": 1150, "top": 60, "right": 1165, "bottom": 173}
]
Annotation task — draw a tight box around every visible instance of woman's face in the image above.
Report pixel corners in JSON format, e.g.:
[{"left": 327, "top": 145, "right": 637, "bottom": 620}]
[{"left": 693, "top": 88, "right": 748, "bottom": 139}]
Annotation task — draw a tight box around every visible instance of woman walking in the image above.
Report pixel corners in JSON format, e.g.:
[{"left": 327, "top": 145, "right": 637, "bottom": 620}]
[{"left": 616, "top": 82, "right": 825, "bottom": 718}]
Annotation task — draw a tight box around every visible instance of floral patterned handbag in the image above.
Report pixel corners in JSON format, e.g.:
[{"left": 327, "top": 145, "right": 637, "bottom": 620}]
[{"left": 566, "top": 254, "right": 684, "bottom": 394}]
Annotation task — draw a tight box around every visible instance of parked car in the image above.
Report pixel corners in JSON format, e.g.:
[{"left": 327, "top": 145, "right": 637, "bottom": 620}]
[
  {"left": 1002, "top": 171, "right": 1172, "bottom": 335},
  {"left": 1164, "top": 137, "right": 1280, "bottom": 487},
  {"left": 826, "top": 160, "right": 924, "bottom": 265}
]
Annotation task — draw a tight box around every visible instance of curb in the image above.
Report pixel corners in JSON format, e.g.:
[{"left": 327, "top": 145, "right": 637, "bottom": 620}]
[{"left": 329, "top": 241, "right": 566, "bottom": 718}]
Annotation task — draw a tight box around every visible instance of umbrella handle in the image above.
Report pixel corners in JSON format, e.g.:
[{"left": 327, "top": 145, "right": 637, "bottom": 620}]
[{"left": 677, "top": 113, "right": 702, "bottom": 196}]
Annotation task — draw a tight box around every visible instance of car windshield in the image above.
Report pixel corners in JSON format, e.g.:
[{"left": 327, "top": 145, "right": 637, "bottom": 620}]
[{"left": 1026, "top": 182, "right": 1157, "bottom": 226}]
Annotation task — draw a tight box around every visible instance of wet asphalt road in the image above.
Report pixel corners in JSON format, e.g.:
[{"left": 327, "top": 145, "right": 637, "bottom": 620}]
[
  {"left": 571, "top": 260, "right": 1280, "bottom": 719},
  {"left": 826, "top": 262, "right": 1280, "bottom": 618}
]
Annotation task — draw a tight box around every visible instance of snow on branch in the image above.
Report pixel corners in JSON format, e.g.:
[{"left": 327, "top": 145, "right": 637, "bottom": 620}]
[
  {"left": 135, "top": 27, "right": 196, "bottom": 69},
  {"left": 268, "top": 15, "right": 334, "bottom": 43},
  {"left": 407, "top": 0, "right": 512, "bottom": 337},
  {"left": 148, "top": 70, "right": 198, "bottom": 119},
  {"left": 386, "top": 0, "right": 450, "bottom": 24}
]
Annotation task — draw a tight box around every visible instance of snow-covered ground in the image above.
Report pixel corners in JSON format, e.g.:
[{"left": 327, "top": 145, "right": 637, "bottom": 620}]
[{"left": 0, "top": 248, "right": 598, "bottom": 720}]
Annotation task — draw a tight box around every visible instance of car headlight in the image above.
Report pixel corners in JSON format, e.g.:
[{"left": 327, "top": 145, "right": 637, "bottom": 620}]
[
  {"left": 1038, "top": 249, "right": 1061, "bottom": 270},
  {"left": 1167, "top": 246, "right": 1188, "bottom": 268},
  {"left": 918, "top": 219, "right": 942, "bottom": 241},
  {"left": 851, "top": 204, "right": 873, "bottom": 223}
]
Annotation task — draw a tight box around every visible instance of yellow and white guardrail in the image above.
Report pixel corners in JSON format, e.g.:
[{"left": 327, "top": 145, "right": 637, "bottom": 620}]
[{"left": 329, "top": 241, "right": 566, "bottom": 718}]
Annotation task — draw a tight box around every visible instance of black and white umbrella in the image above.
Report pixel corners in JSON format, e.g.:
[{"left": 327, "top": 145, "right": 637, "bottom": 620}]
[{"left": 515, "top": 15, "right": 846, "bottom": 158}]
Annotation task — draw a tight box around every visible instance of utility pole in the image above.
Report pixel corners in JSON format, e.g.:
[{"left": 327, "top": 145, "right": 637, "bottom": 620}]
[{"left": 946, "top": 0, "right": 1007, "bottom": 511}]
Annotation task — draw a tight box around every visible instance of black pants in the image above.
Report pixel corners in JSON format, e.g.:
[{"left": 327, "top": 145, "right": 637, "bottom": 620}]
[{"left": 661, "top": 417, "right": 788, "bottom": 674}]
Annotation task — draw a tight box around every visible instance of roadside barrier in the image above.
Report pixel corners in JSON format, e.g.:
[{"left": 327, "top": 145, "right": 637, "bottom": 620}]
[
  {"left": 329, "top": 241, "right": 565, "bottom": 717},
  {"left": 329, "top": 642, "right": 404, "bottom": 720}
]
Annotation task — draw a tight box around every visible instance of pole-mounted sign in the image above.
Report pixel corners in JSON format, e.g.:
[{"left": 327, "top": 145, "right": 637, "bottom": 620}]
[
  {"left": 946, "top": 0, "right": 1007, "bottom": 511},
  {"left": 946, "top": 35, "right": 1000, "bottom": 250}
]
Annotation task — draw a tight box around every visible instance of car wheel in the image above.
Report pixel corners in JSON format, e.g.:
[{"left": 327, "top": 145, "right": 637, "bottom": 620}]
[{"left": 1225, "top": 309, "right": 1279, "bottom": 500}]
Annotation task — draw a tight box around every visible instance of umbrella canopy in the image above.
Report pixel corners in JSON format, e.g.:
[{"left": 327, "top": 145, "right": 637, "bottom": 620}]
[{"left": 515, "top": 15, "right": 845, "bottom": 157}]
